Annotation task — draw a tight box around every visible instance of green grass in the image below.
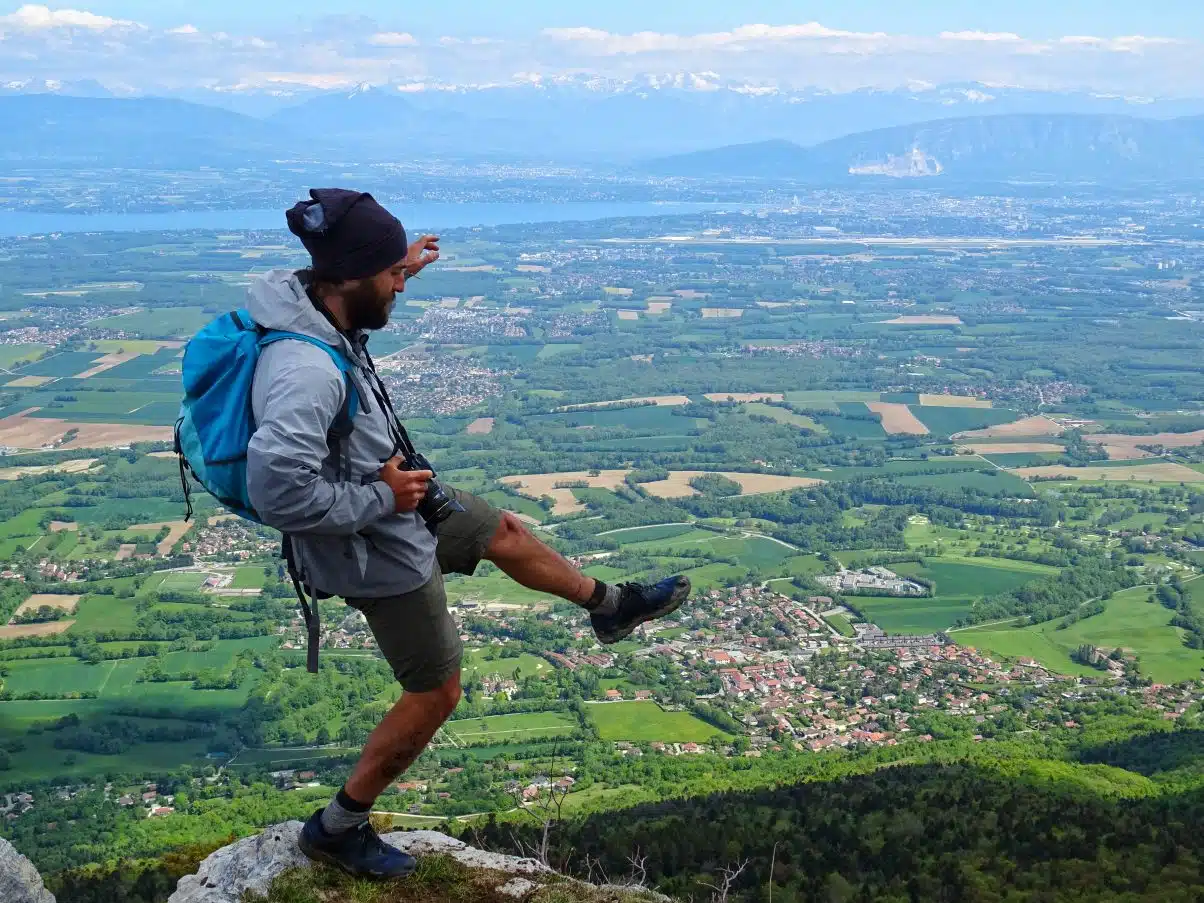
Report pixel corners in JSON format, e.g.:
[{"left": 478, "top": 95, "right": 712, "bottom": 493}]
[
  {"left": 852, "top": 559, "right": 1050, "bottom": 634},
  {"left": 743, "top": 402, "right": 823, "bottom": 432},
  {"left": 479, "top": 489, "right": 546, "bottom": 521},
  {"left": 983, "top": 452, "right": 1064, "bottom": 468},
  {"left": 958, "top": 586, "right": 1204, "bottom": 684},
  {"left": 0, "top": 343, "right": 49, "bottom": 369},
  {"left": 536, "top": 343, "right": 582, "bottom": 359},
  {"left": 825, "top": 613, "right": 856, "bottom": 637},
  {"left": 443, "top": 711, "right": 578, "bottom": 745},
  {"left": 443, "top": 571, "right": 556, "bottom": 606},
  {"left": 893, "top": 559, "right": 1051, "bottom": 596},
  {"left": 70, "top": 591, "right": 141, "bottom": 633},
  {"left": 816, "top": 407, "right": 888, "bottom": 439},
  {"left": 232, "top": 566, "right": 266, "bottom": 589},
  {"left": 674, "top": 562, "right": 749, "bottom": 591},
  {"left": 586, "top": 701, "right": 731, "bottom": 743},
  {"left": 784, "top": 390, "right": 880, "bottom": 408},
  {"left": 547, "top": 405, "right": 701, "bottom": 432},
  {"left": 602, "top": 523, "right": 695, "bottom": 543},
  {"left": 459, "top": 648, "right": 550, "bottom": 681},
  {"left": 910, "top": 406, "right": 1020, "bottom": 436},
  {"left": 13, "top": 351, "right": 102, "bottom": 377},
  {"left": 89, "top": 306, "right": 210, "bottom": 338}
]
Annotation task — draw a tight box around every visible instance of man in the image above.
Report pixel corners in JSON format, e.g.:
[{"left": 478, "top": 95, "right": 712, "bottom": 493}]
[{"left": 245, "top": 189, "right": 690, "bottom": 879}]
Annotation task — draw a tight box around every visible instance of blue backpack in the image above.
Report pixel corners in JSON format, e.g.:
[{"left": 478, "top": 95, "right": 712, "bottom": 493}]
[
  {"left": 175, "top": 309, "right": 360, "bottom": 673},
  {"left": 174, "top": 308, "right": 360, "bottom": 524}
]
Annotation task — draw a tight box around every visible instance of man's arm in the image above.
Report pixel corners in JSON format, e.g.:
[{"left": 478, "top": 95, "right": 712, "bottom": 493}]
[{"left": 247, "top": 344, "right": 394, "bottom": 535}]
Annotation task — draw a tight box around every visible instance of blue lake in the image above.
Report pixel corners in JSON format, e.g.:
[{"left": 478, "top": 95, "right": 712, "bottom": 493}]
[{"left": 0, "top": 202, "right": 733, "bottom": 237}]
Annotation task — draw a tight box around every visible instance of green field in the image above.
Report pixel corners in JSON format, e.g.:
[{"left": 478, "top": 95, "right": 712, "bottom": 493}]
[
  {"left": 460, "top": 648, "right": 550, "bottom": 681},
  {"left": 232, "top": 566, "right": 266, "bottom": 589},
  {"left": 89, "top": 306, "right": 210, "bottom": 338},
  {"left": 784, "top": 390, "right": 880, "bottom": 408},
  {"left": 0, "top": 343, "right": 49, "bottom": 369},
  {"left": 536, "top": 343, "right": 582, "bottom": 359},
  {"left": 853, "top": 558, "right": 1051, "bottom": 633},
  {"left": 14, "top": 351, "right": 101, "bottom": 378},
  {"left": 586, "top": 701, "right": 732, "bottom": 743},
  {"left": 443, "top": 711, "right": 578, "bottom": 745},
  {"left": 825, "top": 613, "right": 856, "bottom": 637},
  {"left": 817, "top": 406, "right": 888, "bottom": 439},
  {"left": 743, "top": 402, "right": 823, "bottom": 432},
  {"left": 479, "top": 489, "right": 547, "bottom": 521},
  {"left": 910, "top": 406, "right": 1019, "bottom": 436},
  {"left": 602, "top": 523, "right": 695, "bottom": 543},
  {"left": 546, "top": 405, "right": 701, "bottom": 431},
  {"left": 957, "top": 586, "right": 1204, "bottom": 684}
]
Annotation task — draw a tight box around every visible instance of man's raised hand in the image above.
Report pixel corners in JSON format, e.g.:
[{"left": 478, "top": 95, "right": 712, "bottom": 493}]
[
  {"left": 378, "top": 457, "right": 433, "bottom": 513},
  {"left": 404, "top": 234, "right": 440, "bottom": 277}
]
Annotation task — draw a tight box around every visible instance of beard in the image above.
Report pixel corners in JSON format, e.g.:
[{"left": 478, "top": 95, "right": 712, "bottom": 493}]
[{"left": 342, "top": 280, "right": 394, "bottom": 331}]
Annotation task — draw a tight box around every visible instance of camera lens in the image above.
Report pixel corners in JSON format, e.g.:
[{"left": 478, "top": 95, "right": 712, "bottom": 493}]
[{"left": 417, "top": 478, "right": 466, "bottom": 527}]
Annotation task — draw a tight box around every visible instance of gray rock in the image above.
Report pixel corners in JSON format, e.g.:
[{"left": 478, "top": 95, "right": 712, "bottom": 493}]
[
  {"left": 0, "top": 837, "right": 55, "bottom": 903},
  {"left": 168, "top": 821, "right": 308, "bottom": 903},
  {"left": 167, "top": 822, "right": 667, "bottom": 903},
  {"left": 496, "top": 876, "right": 538, "bottom": 898}
]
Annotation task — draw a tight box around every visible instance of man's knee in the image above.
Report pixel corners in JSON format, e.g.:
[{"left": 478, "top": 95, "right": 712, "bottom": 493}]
[
  {"left": 485, "top": 511, "right": 529, "bottom": 561},
  {"left": 415, "top": 671, "right": 461, "bottom": 721}
]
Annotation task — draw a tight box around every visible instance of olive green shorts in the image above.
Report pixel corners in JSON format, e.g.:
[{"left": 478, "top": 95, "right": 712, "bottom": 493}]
[{"left": 344, "top": 487, "right": 503, "bottom": 693}]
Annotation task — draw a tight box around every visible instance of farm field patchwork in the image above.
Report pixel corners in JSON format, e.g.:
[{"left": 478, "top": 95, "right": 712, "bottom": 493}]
[
  {"left": 501, "top": 469, "right": 631, "bottom": 515},
  {"left": 866, "top": 402, "right": 929, "bottom": 435},
  {"left": 1087, "top": 430, "right": 1204, "bottom": 460},
  {"left": 955, "top": 416, "right": 1065, "bottom": 439}
]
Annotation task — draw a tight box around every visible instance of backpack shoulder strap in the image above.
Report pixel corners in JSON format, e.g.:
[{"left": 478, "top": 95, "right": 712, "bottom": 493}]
[{"left": 257, "top": 331, "right": 360, "bottom": 435}]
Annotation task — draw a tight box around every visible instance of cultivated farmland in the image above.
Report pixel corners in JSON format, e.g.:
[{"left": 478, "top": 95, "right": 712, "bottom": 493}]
[
  {"left": 866, "top": 403, "right": 930, "bottom": 435},
  {"left": 1013, "top": 463, "right": 1204, "bottom": 483},
  {"left": 640, "top": 471, "right": 824, "bottom": 498}
]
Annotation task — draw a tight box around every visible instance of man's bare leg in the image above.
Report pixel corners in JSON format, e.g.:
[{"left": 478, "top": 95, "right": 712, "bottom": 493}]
[
  {"left": 483, "top": 511, "right": 596, "bottom": 604},
  {"left": 342, "top": 671, "right": 462, "bottom": 804}
]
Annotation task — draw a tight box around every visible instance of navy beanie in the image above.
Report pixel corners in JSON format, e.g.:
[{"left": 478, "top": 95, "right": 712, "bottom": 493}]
[{"left": 286, "top": 189, "right": 408, "bottom": 282}]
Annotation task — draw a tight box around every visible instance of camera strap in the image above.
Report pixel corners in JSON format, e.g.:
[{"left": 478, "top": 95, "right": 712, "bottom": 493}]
[{"left": 361, "top": 345, "right": 421, "bottom": 465}]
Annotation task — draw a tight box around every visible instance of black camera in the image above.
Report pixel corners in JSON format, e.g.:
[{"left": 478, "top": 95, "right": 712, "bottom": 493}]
[{"left": 408, "top": 452, "right": 465, "bottom": 531}]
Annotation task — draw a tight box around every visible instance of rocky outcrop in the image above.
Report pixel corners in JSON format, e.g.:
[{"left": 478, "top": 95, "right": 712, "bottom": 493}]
[
  {"left": 168, "top": 823, "right": 667, "bottom": 903},
  {"left": 0, "top": 837, "right": 55, "bottom": 903}
]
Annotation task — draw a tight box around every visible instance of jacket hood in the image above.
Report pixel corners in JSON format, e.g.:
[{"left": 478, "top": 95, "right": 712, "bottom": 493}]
[{"left": 246, "top": 268, "right": 360, "bottom": 360}]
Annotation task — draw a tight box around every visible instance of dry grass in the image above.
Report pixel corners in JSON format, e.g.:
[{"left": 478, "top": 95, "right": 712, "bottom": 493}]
[
  {"left": 700, "top": 307, "right": 743, "bottom": 318},
  {"left": 602, "top": 286, "right": 634, "bottom": 296},
  {"left": 881, "top": 314, "right": 964, "bottom": 325},
  {"left": 0, "top": 458, "right": 98, "bottom": 480},
  {"left": 962, "top": 442, "right": 1064, "bottom": 454},
  {"left": 0, "top": 620, "right": 75, "bottom": 639},
  {"left": 919, "top": 394, "right": 992, "bottom": 408},
  {"left": 515, "top": 265, "right": 550, "bottom": 273},
  {"left": 755, "top": 301, "right": 795, "bottom": 308},
  {"left": 866, "top": 402, "right": 930, "bottom": 435},
  {"left": 955, "top": 415, "right": 1065, "bottom": 440},
  {"left": 674, "top": 289, "right": 708, "bottom": 299},
  {"left": 1013, "top": 463, "right": 1204, "bottom": 483},
  {"left": 616, "top": 310, "right": 640, "bottom": 320},
  {"left": 645, "top": 301, "right": 672, "bottom": 314},
  {"left": 1087, "top": 430, "right": 1204, "bottom": 460},
  {"left": 130, "top": 520, "right": 191, "bottom": 556},
  {"left": 502, "top": 469, "right": 632, "bottom": 515},
  {"left": 115, "top": 544, "right": 138, "bottom": 560},
  {"left": 703, "top": 392, "right": 785, "bottom": 403},
  {"left": 11, "top": 594, "right": 81, "bottom": 620},
  {"left": 4, "top": 376, "right": 52, "bottom": 388},
  {"left": 641, "top": 470, "right": 824, "bottom": 498},
  {"left": 148, "top": 450, "right": 178, "bottom": 458},
  {"left": 557, "top": 396, "right": 689, "bottom": 411},
  {"left": 49, "top": 520, "right": 79, "bottom": 532},
  {"left": 466, "top": 417, "right": 495, "bottom": 435},
  {"left": 0, "top": 409, "right": 172, "bottom": 450},
  {"left": 75, "top": 350, "right": 140, "bottom": 378}
]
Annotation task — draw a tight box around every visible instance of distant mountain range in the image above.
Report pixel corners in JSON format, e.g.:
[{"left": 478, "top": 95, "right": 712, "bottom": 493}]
[
  {"left": 2, "top": 85, "right": 1204, "bottom": 180},
  {"left": 646, "top": 114, "right": 1204, "bottom": 183}
]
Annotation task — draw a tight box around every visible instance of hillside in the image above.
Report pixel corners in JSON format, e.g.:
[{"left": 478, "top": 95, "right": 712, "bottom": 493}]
[{"left": 647, "top": 113, "right": 1204, "bottom": 182}]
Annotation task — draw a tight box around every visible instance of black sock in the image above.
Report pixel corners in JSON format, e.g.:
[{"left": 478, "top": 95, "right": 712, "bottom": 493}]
[
  {"left": 585, "top": 580, "right": 621, "bottom": 616},
  {"left": 320, "top": 786, "right": 372, "bottom": 835}
]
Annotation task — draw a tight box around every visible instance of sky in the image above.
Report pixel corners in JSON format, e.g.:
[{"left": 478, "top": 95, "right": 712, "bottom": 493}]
[{"left": 1, "top": 1, "right": 1201, "bottom": 98}]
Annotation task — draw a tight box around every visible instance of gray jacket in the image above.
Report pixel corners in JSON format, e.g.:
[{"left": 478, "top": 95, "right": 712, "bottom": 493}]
[{"left": 246, "top": 268, "right": 437, "bottom": 598}]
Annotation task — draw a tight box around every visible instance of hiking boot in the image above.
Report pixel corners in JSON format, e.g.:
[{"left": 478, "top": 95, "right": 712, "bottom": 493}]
[
  {"left": 298, "top": 808, "right": 416, "bottom": 880},
  {"left": 591, "top": 575, "right": 690, "bottom": 645}
]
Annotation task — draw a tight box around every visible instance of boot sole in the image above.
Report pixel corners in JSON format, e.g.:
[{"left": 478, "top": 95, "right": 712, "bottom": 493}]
[
  {"left": 298, "top": 831, "right": 417, "bottom": 880},
  {"left": 596, "top": 580, "right": 690, "bottom": 645}
]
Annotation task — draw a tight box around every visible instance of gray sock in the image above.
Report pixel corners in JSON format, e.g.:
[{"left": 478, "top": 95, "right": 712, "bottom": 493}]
[
  {"left": 587, "top": 581, "right": 622, "bottom": 616},
  {"left": 320, "top": 788, "right": 370, "bottom": 835}
]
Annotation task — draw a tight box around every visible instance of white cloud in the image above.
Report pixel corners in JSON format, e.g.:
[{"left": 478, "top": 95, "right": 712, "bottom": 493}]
[
  {"left": 1060, "top": 34, "right": 1182, "bottom": 52},
  {"left": 168, "top": 24, "right": 198, "bottom": 35},
  {"left": 369, "top": 31, "right": 417, "bottom": 47},
  {"left": 2, "top": 4, "right": 135, "bottom": 30},
  {"left": 542, "top": 22, "right": 886, "bottom": 54},
  {"left": 940, "top": 31, "right": 1023, "bottom": 42}
]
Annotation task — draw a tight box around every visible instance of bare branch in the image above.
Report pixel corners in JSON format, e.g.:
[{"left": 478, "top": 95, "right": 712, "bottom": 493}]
[{"left": 700, "top": 859, "right": 750, "bottom": 903}]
